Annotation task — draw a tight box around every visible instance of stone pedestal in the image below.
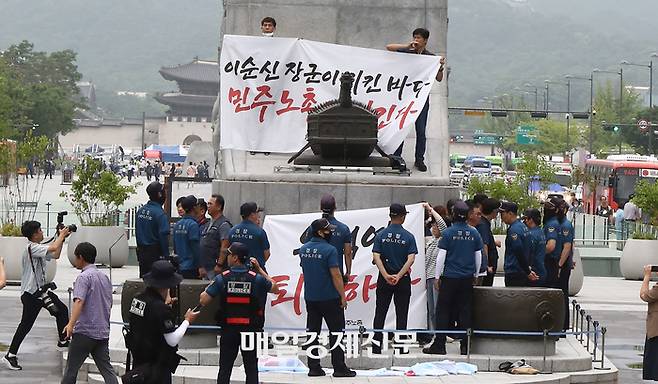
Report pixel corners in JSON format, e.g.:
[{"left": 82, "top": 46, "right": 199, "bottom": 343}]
[
  {"left": 121, "top": 279, "right": 221, "bottom": 348},
  {"left": 472, "top": 337, "right": 556, "bottom": 356}
]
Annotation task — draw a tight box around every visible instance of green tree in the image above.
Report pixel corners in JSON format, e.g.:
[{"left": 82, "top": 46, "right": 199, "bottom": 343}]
[
  {"left": 0, "top": 41, "right": 83, "bottom": 140},
  {"left": 633, "top": 180, "right": 658, "bottom": 225},
  {"left": 60, "top": 158, "right": 136, "bottom": 225},
  {"left": 591, "top": 82, "right": 642, "bottom": 155},
  {"left": 629, "top": 107, "right": 658, "bottom": 155}
]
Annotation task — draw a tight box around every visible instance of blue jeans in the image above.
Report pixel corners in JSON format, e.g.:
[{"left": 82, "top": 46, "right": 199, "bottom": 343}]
[{"left": 393, "top": 100, "right": 429, "bottom": 163}]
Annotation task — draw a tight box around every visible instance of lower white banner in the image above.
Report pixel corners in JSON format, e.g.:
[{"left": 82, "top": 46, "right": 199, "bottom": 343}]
[{"left": 262, "top": 204, "right": 426, "bottom": 331}]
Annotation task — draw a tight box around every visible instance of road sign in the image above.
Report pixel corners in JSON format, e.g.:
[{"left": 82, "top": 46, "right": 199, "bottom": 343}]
[
  {"left": 464, "top": 110, "right": 486, "bottom": 117},
  {"left": 474, "top": 136, "right": 499, "bottom": 145},
  {"left": 516, "top": 125, "right": 538, "bottom": 145},
  {"left": 638, "top": 119, "right": 649, "bottom": 132},
  {"left": 641, "top": 169, "right": 658, "bottom": 178}
]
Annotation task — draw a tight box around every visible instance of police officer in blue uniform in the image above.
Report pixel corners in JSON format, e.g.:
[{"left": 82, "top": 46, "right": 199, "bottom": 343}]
[
  {"left": 543, "top": 197, "right": 563, "bottom": 288},
  {"left": 135, "top": 182, "right": 170, "bottom": 277},
  {"left": 500, "top": 202, "right": 538, "bottom": 287},
  {"left": 173, "top": 195, "right": 201, "bottom": 279},
  {"left": 522, "top": 208, "right": 547, "bottom": 286},
  {"left": 423, "top": 201, "right": 482, "bottom": 355},
  {"left": 300, "top": 218, "right": 356, "bottom": 377},
  {"left": 229, "top": 202, "right": 270, "bottom": 270},
  {"left": 556, "top": 199, "right": 575, "bottom": 330},
  {"left": 199, "top": 243, "right": 278, "bottom": 384},
  {"left": 302, "top": 194, "right": 353, "bottom": 282},
  {"left": 372, "top": 203, "right": 418, "bottom": 354}
]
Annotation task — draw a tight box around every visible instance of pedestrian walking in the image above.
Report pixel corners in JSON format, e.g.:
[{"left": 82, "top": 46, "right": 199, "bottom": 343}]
[{"left": 61, "top": 242, "right": 118, "bottom": 384}]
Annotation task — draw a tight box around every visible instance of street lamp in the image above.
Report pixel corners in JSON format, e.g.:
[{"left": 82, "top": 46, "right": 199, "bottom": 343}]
[
  {"left": 524, "top": 83, "right": 539, "bottom": 110},
  {"left": 566, "top": 74, "right": 594, "bottom": 154},
  {"left": 621, "top": 59, "right": 653, "bottom": 109},
  {"left": 622, "top": 57, "right": 655, "bottom": 154}
]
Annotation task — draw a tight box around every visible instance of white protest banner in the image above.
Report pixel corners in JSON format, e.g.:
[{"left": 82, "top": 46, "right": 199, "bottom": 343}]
[
  {"left": 220, "top": 35, "right": 441, "bottom": 153},
  {"left": 262, "top": 204, "right": 426, "bottom": 330}
]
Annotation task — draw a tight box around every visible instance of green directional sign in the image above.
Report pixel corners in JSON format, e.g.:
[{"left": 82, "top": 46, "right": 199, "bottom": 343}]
[
  {"left": 473, "top": 135, "right": 502, "bottom": 145},
  {"left": 516, "top": 125, "right": 538, "bottom": 145}
]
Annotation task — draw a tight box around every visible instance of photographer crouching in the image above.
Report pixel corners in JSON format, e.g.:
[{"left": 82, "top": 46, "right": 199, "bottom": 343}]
[{"left": 2, "top": 220, "right": 72, "bottom": 371}]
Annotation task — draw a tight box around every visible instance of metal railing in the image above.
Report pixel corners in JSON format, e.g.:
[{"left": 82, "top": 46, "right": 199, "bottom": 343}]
[{"left": 91, "top": 295, "right": 609, "bottom": 372}]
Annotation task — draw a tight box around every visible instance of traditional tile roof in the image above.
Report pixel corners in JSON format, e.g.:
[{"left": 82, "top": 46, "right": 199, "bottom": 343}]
[
  {"left": 159, "top": 59, "right": 219, "bottom": 84},
  {"left": 153, "top": 92, "right": 217, "bottom": 107}
]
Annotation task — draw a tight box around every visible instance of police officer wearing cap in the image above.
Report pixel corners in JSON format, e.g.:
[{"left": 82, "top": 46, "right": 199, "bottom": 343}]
[
  {"left": 300, "top": 218, "right": 356, "bottom": 377},
  {"left": 522, "top": 208, "right": 547, "bottom": 286},
  {"left": 127, "top": 260, "right": 200, "bottom": 384},
  {"left": 229, "top": 202, "right": 270, "bottom": 270},
  {"left": 500, "top": 202, "right": 539, "bottom": 287},
  {"left": 372, "top": 203, "right": 418, "bottom": 354},
  {"left": 543, "top": 197, "right": 562, "bottom": 288},
  {"left": 556, "top": 199, "right": 574, "bottom": 330},
  {"left": 199, "top": 242, "right": 278, "bottom": 384},
  {"left": 136, "top": 182, "right": 170, "bottom": 277},
  {"left": 173, "top": 195, "right": 201, "bottom": 279},
  {"left": 423, "top": 200, "right": 482, "bottom": 355},
  {"left": 303, "top": 194, "right": 353, "bottom": 282}
]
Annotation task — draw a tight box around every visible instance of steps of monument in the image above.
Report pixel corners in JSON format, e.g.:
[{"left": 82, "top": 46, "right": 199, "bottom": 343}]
[
  {"left": 86, "top": 360, "right": 618, "bottom": 384},
  {"left": 66, "top": 335, "right": 599, "bottom": 384}
]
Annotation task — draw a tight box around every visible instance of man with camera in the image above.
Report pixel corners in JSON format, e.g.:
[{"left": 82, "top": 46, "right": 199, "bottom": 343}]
[
  {"left": 61, "top": 242, "right": 118, "bottom": 384},
  {"left": 3, "top": 221, "right": 70, "bottom": 371}
]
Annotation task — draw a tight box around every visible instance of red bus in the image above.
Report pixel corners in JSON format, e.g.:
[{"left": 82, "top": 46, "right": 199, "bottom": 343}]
[{"left": 584, "top": 156, "right": 658, "bottom": 213}]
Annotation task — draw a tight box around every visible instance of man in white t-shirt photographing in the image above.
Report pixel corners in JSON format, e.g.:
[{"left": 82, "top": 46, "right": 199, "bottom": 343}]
[{"left": 3, "top": 221, "right": 71, "bottom": 371}]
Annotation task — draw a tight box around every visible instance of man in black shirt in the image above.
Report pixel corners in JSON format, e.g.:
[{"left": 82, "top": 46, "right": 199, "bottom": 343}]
[{"left": 386, "top": 27, "right": 446, "bottom": 172}]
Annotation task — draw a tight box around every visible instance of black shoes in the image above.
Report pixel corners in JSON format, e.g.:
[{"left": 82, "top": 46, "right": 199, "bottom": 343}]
[
  {"left": 56, "top": 340, "right": 70, "bottom": 350},
  {"left": 2, "top": 354, "right": 22, "bottom": 370},
  {"left": 422, "top": 344, "right": 447, "bottom": 355},
  {"left": 414, "top": 161, "right": 428, "bottom": 172},
  {"left": 308, "top": 367, "right": 326, "bottom": 377},
  {"left": 333, "top": 367, "right": 357, "bottom": 377}
]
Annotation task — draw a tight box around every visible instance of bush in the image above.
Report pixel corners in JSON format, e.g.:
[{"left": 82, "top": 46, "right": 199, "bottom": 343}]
[
  {"left": 631, "top": 231, "right": 658, "bottom": 240},
  {"left": 60, "top": 157, "right": 137, "bottom": 225},
  {"left": 633, "top": 180, "right": 658, "bottom": 225},
  {"left": 1, "top": 223, "right": 22, "bottom": 237}
]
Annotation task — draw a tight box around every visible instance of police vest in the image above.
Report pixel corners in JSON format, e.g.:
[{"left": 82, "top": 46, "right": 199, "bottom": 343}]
[{"left": 218, "top": 270, "right": 264, "bottom": 329}]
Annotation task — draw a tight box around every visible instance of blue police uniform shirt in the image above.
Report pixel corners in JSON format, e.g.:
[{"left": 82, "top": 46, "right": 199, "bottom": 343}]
[
  {"left": 229, "top": 220, "right": 270, "bottom": 268},
  {"left": 205, "top": 265, "right": 271, "bottom": 299},
  {"left": 504, "top": 219, "right": 530, "bottom": 275},
  {"left": 372, "top": 223, "right": 418, "bottom": 274},
  {"left": 303, "top": 216, "right": 351, "bottom": 274},
  {"left": 135, "top": 201, "right": 170, "bottom": 256},
  {"left": 438, "top": 221, "right": 483, "bottom": 278},
  {"left": 559, "top": 219, "right": 575, "bottom": 263},
  {"left": 528, "top": 226, "right": 547, "bottom": 281},
  {"left": 544, "top": 217, "right": 561, "bottom": 260},
  {"left": 299, "top": 236, "right": 341, "bottom": 301},
  {"left": 173, "top": 215, "right": 201, "bottom": 271}
]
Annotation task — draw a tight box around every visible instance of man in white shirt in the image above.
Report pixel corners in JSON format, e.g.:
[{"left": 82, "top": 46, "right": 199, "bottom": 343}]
[
  {"left": 623, "top": 194, "right": 642, "bottom": 221},
  {"left": 3, "top": 221, "right": 71, "bottom": 371}
]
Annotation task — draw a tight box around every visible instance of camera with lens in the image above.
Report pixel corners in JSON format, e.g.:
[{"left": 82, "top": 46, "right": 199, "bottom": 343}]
[
  {"left": 34, "top": 282, "right": 59, "bottom": 315},
  {"left": 56, "top": 211, "right": 77, "bottom": 233}
]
